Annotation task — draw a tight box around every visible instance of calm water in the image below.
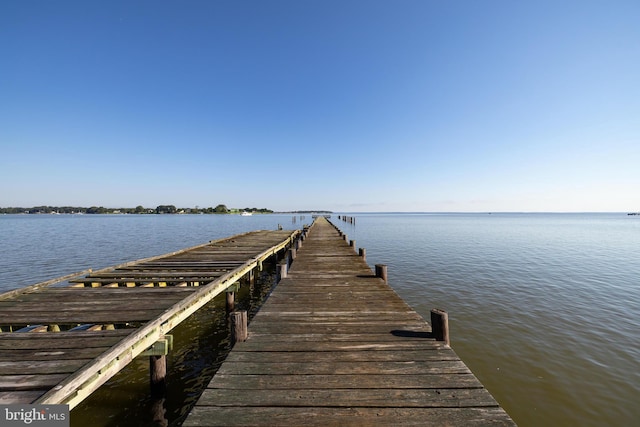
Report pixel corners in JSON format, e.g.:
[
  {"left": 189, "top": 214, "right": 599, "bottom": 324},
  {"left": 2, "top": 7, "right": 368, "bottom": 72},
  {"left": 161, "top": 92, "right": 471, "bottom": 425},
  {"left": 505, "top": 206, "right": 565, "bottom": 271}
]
[{"left": 1, "top": 213, "right": 639, "bottom": 426}]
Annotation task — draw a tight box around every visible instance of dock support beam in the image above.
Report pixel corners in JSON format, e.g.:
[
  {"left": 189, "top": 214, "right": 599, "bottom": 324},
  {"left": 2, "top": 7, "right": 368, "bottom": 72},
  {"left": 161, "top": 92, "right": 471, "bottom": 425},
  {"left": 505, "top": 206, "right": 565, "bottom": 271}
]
[
  {"left": 430, "top": 308, "right": 450, "bottom": 346},
  {"left": 375, "top": 264, "right": 388, "bottom": 284}
]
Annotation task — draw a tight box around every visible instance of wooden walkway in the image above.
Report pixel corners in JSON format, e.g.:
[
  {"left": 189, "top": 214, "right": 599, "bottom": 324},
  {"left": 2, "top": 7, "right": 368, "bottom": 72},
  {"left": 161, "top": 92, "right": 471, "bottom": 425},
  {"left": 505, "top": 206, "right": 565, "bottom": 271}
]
[
  {"left": 184, "top": 217, "right": 515, "bottom": 426},
  {"left": 0, "top": 229, "right": 299, "bottom": 409}
]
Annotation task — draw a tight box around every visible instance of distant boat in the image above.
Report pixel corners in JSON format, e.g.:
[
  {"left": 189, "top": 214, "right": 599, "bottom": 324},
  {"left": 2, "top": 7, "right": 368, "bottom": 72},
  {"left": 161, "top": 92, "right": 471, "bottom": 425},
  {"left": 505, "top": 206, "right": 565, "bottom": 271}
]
[{"left": 241, "top": 211, "right": 252, "bottom": 216}]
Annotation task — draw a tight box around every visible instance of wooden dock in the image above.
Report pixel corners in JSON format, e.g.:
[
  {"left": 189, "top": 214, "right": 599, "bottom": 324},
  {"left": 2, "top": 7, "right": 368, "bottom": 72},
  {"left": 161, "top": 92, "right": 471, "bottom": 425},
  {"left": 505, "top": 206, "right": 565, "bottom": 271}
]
[
  {"left": 0, "top": 229, "right": 299, "bottom": 409},
  {"left": 184, "top": 217, "right": 515, "bottom": 426}
]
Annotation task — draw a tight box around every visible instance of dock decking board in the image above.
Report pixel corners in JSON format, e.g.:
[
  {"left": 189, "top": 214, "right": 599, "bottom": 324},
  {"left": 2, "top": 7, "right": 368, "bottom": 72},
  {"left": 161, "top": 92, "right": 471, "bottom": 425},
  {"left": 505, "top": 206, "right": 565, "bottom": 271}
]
[
  {"left": 0, "top": 229, "right": 299, "bottom": 408},
  {"left": 184, "top": 217, "right": 515, "bottom": 426}
]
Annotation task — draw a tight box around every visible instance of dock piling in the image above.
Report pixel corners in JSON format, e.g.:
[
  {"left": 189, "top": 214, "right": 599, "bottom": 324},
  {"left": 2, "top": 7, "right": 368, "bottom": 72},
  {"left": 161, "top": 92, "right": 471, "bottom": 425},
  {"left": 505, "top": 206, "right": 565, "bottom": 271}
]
[
  {"left": 226, "top": 291, "right": 235, "bottom": 313},
  {"left": 278, "top": 262, "right": 288, "bottom": 281},
  {"left": 150, "top": 355, "right": 167, "bottom": 397},
  {"left": 375, "top": 264, "right": 388, "bottom": 284},
  {"left": 231, "top": 310, "right": 248, "bottom": 344},
  {"left": 430, "top": 308, "right": 450, "bottom": 346}
]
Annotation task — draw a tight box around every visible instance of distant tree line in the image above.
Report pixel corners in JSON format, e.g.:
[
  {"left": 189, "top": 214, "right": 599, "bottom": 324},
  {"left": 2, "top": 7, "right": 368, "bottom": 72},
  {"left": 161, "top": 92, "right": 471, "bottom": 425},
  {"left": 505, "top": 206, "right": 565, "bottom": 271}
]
[{"left": 0, "top": 204, "right": 274, "bottom": 215}]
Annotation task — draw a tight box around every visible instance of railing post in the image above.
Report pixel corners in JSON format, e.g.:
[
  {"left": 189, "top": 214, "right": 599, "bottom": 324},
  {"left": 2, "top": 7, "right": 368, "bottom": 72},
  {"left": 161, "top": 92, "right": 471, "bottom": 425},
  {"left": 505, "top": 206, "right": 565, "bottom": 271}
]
[
  {"left": 359, "top": 248, "right": 366, "bottom": 262},
  {"left": 430, "top": 308, "right": 450, "bottom": 346},
  {"left": 375, "top": 264, "right": 388, "bottom": 284}
]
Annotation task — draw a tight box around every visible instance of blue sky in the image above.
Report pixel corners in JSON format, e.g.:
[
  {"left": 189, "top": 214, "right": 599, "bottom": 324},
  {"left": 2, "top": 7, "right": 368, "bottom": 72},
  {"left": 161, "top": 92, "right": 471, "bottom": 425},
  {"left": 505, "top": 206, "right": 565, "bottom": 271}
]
[{"left": 2, "top": 1, "right": 639, "bottom": 212}]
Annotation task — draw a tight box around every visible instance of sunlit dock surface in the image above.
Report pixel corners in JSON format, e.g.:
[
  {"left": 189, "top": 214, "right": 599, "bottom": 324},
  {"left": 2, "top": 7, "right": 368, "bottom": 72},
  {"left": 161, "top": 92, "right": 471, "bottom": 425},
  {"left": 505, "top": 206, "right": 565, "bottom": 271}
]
[{"left": 184, "top": 217, "right": 515, "bottom": 426}]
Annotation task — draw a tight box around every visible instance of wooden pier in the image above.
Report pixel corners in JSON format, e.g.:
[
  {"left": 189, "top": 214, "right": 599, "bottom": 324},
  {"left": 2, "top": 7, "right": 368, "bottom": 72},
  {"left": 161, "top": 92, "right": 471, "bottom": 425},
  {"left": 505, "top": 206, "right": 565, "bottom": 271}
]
[
  {"left": 0, "top": 229, "right": 299, "bottom": 409},
  {"left": 184, "top": 217, "right": 515, "bottom": 426}
]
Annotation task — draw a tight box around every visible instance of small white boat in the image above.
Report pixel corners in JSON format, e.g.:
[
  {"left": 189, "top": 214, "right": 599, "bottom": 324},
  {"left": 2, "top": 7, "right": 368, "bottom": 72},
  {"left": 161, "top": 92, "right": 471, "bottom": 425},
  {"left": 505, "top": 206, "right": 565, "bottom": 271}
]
[{"left": 241, "top": 211, "right": 252, "bottom": 216}]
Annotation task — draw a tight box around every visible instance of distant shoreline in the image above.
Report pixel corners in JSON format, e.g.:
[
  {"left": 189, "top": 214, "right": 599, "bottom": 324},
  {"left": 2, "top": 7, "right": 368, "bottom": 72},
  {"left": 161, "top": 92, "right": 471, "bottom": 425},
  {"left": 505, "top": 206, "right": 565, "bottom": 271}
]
[
  {"left": 0, "top": 206, "right": 335, "bottom": 215},
  {"left": 0, "top": 205, "right": 274, "bottom": 215}
]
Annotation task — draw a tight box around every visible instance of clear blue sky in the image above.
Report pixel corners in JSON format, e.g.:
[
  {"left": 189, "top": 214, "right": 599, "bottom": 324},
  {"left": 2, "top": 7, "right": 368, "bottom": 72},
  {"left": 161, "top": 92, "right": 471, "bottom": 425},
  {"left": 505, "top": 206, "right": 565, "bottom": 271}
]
[{"left": 2, "top": 1, "right": 639, "bottom": 212}]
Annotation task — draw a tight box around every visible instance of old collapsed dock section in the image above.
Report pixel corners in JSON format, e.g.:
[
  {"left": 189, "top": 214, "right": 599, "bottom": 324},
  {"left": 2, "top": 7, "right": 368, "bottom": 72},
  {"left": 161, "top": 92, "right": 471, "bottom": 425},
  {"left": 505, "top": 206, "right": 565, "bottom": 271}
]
[
  {"left": 184, "top": 217, "right": 515, "bottom": 426},
  {"left": 0, "top": 229, "right": 299, "bottom": 409}
]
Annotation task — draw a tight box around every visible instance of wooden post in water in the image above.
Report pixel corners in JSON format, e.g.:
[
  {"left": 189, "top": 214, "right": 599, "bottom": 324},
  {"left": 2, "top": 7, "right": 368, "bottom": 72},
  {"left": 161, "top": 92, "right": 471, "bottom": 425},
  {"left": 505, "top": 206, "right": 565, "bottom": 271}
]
[
  {"left": 231, "top": 310, "right": 248, "bottom": 344},
  {"left": 226, "top": 290, "right": 235, "bottom": 313},
  {"left": 278, "top": 262, "right": 288, "bottom": 281},
  {"left": 375, "top": 264, "right": 388, "bottom": 284},
  {"left": 430, "top": 308, "right": 450, "bottom": 346},
  {"left": 150, "top": 355, "right": 167, "bottom": 397},
  {"left": 359, "top": 248, "right": 366, "bottom": 262}
]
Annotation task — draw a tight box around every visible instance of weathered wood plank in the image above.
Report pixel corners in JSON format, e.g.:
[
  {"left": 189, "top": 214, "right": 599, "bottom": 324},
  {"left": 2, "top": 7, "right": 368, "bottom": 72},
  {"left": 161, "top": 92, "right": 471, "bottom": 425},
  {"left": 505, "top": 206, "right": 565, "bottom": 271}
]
[
  {"left": 11, "top": 287, "right": 197, "bottom": 297},
  {"left": 0, "top": 346, "right": 115, "bottom": 361},
  {"left": 245, "top": 323, "right": 431, "bottom": 335},
  {"left": 207, "top": 373, "right": 483, "bottom": 390},
  {"left": 0, "top": 391, "right": 47, "bottom": 404},
  {"left": 0, "top": 360, "right": 93, "bottom": 375},
  {"left": 198, "top": 388, "right": 500, "bottom": 408},
  {"left": 216, "top": 360, "right": 472, "bottom": 375},
  {"left": 243, "top": 333, "right": 440, "bottom": 345},
  {"left": 0, "top": 330, "right": 133, "bottom": 349},
  {"left": 224, "top": 350, "right": 459, "bottom": 363},
  {"left": 232, "top": 341, "right": 447, "bottom": 353},
  {"left": 73, "top": 271, "right": 227, "bottom": 279},
  {"left": 0, "top": 298, "right": 188, "bottom": 311},
  {"left": 0, "top": 374, "right": 68, "bottom": 390},
  {"left": 183, "top": 407, "right": 515, "bottom": 427},
  {"left": 0, "top": 309, "right": 168, "bottom": 324}
]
